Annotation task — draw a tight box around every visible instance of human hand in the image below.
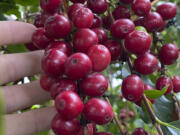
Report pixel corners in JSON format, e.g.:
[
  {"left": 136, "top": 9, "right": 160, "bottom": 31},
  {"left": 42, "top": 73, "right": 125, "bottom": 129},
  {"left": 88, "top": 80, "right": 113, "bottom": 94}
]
[{"left": 0, "top": 21, "right": 56, "bottom": 135}]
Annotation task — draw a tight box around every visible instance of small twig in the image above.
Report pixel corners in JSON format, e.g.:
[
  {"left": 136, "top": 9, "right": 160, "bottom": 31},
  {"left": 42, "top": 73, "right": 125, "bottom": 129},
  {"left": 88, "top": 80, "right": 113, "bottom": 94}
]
[
  {"left": 105, "top": 97, "right": 125, "bottom": 135},
  {"left": 151, "top": 0, "right": 160, "bottom": 6},
  {"left": 105, "top": 0, "right": 115, "bottom": 23},
  {"left": 62, "top": 0, "right": 69, "bottom": 16},
  {"left": 142, "top": 95, "right": 164, "bottom": 135},
  {"left": 170, "top": 92, "right": 180, "bottom": 120}
]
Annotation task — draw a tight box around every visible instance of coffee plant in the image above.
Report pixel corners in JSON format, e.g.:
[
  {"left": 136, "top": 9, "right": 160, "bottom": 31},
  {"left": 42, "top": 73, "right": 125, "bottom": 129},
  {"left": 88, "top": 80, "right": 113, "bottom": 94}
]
[{"left": 0, "top": 0, "right": 180, "bottom": 135}]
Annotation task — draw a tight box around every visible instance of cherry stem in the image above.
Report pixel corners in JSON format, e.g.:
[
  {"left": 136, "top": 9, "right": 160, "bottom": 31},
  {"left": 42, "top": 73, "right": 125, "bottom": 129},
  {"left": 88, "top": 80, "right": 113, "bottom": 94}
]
[
  {"left": 105, "top": 97, "right": 125, "bottom": 135},
  {"left": 62, "top": 0, "right": 69, "bottom": 16},
  {"left": 105, "top": 0, "right": 115, "bottom": 23},
  {"left": 151, "top": 0, "right": 160, "bottom": 6},
  {"left": 142, "top": 95, "right": 164, "bottom": 135},
  {"left": 170, "top": 92, "right": 180, "bottom": 120}
]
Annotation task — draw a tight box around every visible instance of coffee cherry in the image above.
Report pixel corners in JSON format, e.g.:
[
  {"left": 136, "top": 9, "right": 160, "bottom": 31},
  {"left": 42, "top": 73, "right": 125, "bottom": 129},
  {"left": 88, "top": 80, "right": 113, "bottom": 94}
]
[
  {"left": 73, "top": 28, "right": 98, "bottom": 53},
  {"left": 125, "top": 31, "right": 152, "bottom": 55},
  {"left": 132, "top": 128, "right": 148, "bottom": 135},
  {"left": 88, "top": 45, "right": 111, "bottom": 72},
  {"left": 65, "top": 53, "right": 92, "bottom": 80},
  {"left": 68, "top": 3, "right": 85, "bottom": 20},
  {"left": 129, "top": 111, "right": 135, "bottom": 118},
  {"left": 87, "top": 0, "right": 108, "bottom": 14},
  {"left": 40, "top": 74, "right": 56, "bottom": 91},
  {"left": 120, "top": 0, "right": 134, "bottom": 4},
  {"left": 122, "top": 75, "right": 144, "bottom": 102},
  {"left": 41, "top": 11, "right": 58, "bottom": 24},
  {"left": 72, "top": 7, "right": 94, "bottom": 28},
  {"left": 25, "top": 43, "right": 39, "bottom": 51},
  {"left": 92, "top": 28, "right": 108, "bottom": 44},
  {"left": 103, "top": 15, "right": 112, "bottom": 29},
  {"left": 91, "top": 14, "right": 103, "bottom": 28},
  {"left": 110, "top": 19, "right": 135, "bottom": 39},
  {"left": 158, "top": 44, "right": 179, "bottom": 65},
  {"left": 134, "top": 53, "right": 159, "bottom": 75},
  {"left": 112, "top": 5, "right": 131, "bottom": 20},
  {"left": 172, "top": 76, "right": 180, "bottom": 93},
  {"left": 120, "top": 112, "right": 127, "bottom": 120},
  {"left": 50, "top": 78, "right": 78, "bottom": 99},
  {"left": 70, "top": 0, "right": 86, "bottom": 3},
  {"left": 34, "top": 15, "right": 43, "bottom": 28},
  {"left": 80, "top": 72, "right": 108, "bottom": 97},
  {"left": 45, "top": 14, "right": 72, "bottom": 38},
  {"left": 32, "top": 28, "right": 51, "bottom": 49},
  {"left": 144, "top": 12, "right": 163, "bottom": 33},
  {"left": 83, "top": 98, "right": 114, "bottom": 125},
  {"left": 104, "top": 40, "right": 123, "bottom": 61},
  {"left": 51, "top": 114, "right": 80, "bottom": 135},
  {"left": 144, "top": 84, "right": 155, "bottom": 104},
  {"left": 42, "top": 49, "right": 67, "bottom": 77},
  {"left": 156, "top": 76, "right": 173, "bottom": 95},
  {"left": 95, "top": 132, "right": 113, "bottom": 135},
  {"left": 134, "top": 17, "right": 145, "bottom": 26},
  {"left": 55, "top": 91, "right": 83, "bottom": 120},
  {"left": 156, "top": 2, "right": 177, "bottom": 20},
  {"left": 77, "top": 124, "right": 94, "bottom": 135},
  {"left": 46, "top": 41, "right": 72, "bottom": 56},
  {"left": 40, "top": 0, "right": 61, "bottom": 13},
  {"left": 132, "top": 0, "right": 151, "bottom": 16}
]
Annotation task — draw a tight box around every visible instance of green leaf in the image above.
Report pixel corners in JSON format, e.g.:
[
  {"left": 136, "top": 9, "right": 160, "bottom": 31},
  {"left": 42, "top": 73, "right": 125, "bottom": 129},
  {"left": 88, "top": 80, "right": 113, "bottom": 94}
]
[
  {"left": 167, "top": 121, "right": 180, "bottom": 135},
  {"left": 6, "top": 44, "right": 28, "bottom": 53},
  {"left": 135, "top": 26, "right": 147, "bottom": 32},
  {"left": 144, "top": 86, "right": 168, "bottom": 99}
]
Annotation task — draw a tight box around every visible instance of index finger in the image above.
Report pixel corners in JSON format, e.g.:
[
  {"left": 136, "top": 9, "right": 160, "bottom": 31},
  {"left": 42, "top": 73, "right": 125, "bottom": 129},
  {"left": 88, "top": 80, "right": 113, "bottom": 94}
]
[{"left": 0, "top": 21, "right": 36, "bottom": 46}]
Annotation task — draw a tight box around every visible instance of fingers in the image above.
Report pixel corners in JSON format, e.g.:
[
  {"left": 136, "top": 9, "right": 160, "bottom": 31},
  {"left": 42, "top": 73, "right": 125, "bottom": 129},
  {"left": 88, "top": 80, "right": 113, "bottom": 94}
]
[
  {"left": 1, "top": 80, "right": 51, "bottom": 114},
  {"left": 4, "top": 107, "right": 56, "bottom": 135},
  {"left": 0, "top": 21, "right": 36, "bottom": 46},
  {"left": 0, "top": 50, "right": 43, "bottom": 85}
]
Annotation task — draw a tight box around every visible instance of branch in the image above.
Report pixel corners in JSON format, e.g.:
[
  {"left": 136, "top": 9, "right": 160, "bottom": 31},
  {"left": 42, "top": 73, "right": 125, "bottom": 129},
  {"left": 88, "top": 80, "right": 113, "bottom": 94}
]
[
  {"left": 62, "top": 0, "right": 69, "bottom": 17},
  {"left": 170, "top": 92, "right": 180, "bottom": 120},
  {"left": 105, "top": 97, "right": 125, "bottom": 135},
  {"left": 151, "top": 0, "right": 160, "bottom": 6},
  {"left": 142, "top": 95, "right": 164, "bottom": 135},
  {"left": 105, "top": 0, "right": 115, "bottom": 23}
]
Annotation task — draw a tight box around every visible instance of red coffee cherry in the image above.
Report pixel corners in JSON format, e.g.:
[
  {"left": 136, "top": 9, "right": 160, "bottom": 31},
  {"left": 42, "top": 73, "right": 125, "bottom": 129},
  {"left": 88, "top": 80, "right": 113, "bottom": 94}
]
[
  {"left": 104, "top": 40, "right": 123, "bottom": 61},
  {"left": 65, "top": 53, "right": 92, "bottom": 80},
  {"left": 134, "top": 53, "right": 159, "bottom": 75},
  {"left": 112, "top": 5, "right": 131, "bottom": 20},
  {"left": 50, "top": 78, "right": 78, "bottom": 99},
  {"left": 172, "top": 76, "right": 180, "bottom": 93},
  {"left": 158, "top": 44, "right": 179, "bottom": 65},
  {"left": 129, "top": 111, "right": 135, "bottom": 118},
  {"left": 92, "top": 28, "right": 108, "bottom": 44},
  {"left": 132, "top": 128, "right": 148, "bottom": 135},
  {"left": 134, "top": 17, "right": 145, "bottom": 27},
  {"left": 122, "top": 75, "right": 144, "bottom": 102},
  {"left": 91, "top": 14, "right": 103, "bottom": 28},
  {"left": 156, "top": 76, "right": 173, "bottom": 95},
  {"left": 120, "top": 0, "right": 134, "bottom": 4},
  {"left": 88, "top": 45, "right": 111, "bottom": 72},
  {"left": 40, "top": 74, "right": 56, "bottom": 91},
  {"left": 87, "top": 0, "right": 108, "bottom": 14},
  {"left": 125, "top": 31, "right": 152, "bottom": 55},
  {"left": 40, "top": 0, "right": 61, "bottom": 13},
  {"left": 32, "top": 28, "right": 51, "bottom": 49},
  {"left": 25, "top": 43, "right": 39, "bottom": 51},
  {"left": 51, "top": 114, "right": 81, "bottom": 135},
  {"left": 42, "top": 48, "right": 67, "bottom": 77},
  {"left": 83, "top": 98, "right": 114, "bottom": 125},
  {"left": 80, "top": 72, "right": 108, "bottom": 97},
  {"left": 55, "top": 91, "right": 83, "bottom": 120},
  {"left": 156, "top": 2, "right": 177, "bottom": 20},
  {"left": 72, "top": 7, "right": 94, "bottom": 29},
  {"left": 132, "top": 0, "right": 151, "bottom": 16},
  {"left": 73, "top": 28, "right": 98, "bottom": 53},
  {"left": 41, "top": 11, "right": 58, "bottom": 24},
  {"left": 110, "top": 19, "right": 135, "bottom": 39},
  {"left": 102, "top": 15, "right": 112, "bottom": 29},
  {"left": 68, "top": 3, "right": 85, "bottom": 20},
  {"left": 45, "top": 14, "right": 72, "bottom": 38},
  {"left": 46, "top": 41, "right": 72, "bottom": 56},
  {"left": 34, "top": 15, "right": 43, "bottom": 28},
  {"left": 144, "top": 12, "right": 164, "bottom": 33}
]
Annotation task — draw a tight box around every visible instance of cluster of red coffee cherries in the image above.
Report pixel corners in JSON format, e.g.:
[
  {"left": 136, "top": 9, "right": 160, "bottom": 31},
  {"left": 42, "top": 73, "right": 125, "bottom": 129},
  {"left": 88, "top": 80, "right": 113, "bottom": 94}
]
[{"left": 26, "top": 0, "right": 180, "bottom": 134}]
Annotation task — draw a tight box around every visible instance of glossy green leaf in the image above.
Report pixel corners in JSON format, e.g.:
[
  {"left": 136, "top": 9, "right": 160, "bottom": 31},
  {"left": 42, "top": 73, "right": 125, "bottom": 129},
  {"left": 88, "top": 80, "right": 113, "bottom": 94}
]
[{"left": 144, "top": 86, "right": 168, "bottom": 99}]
